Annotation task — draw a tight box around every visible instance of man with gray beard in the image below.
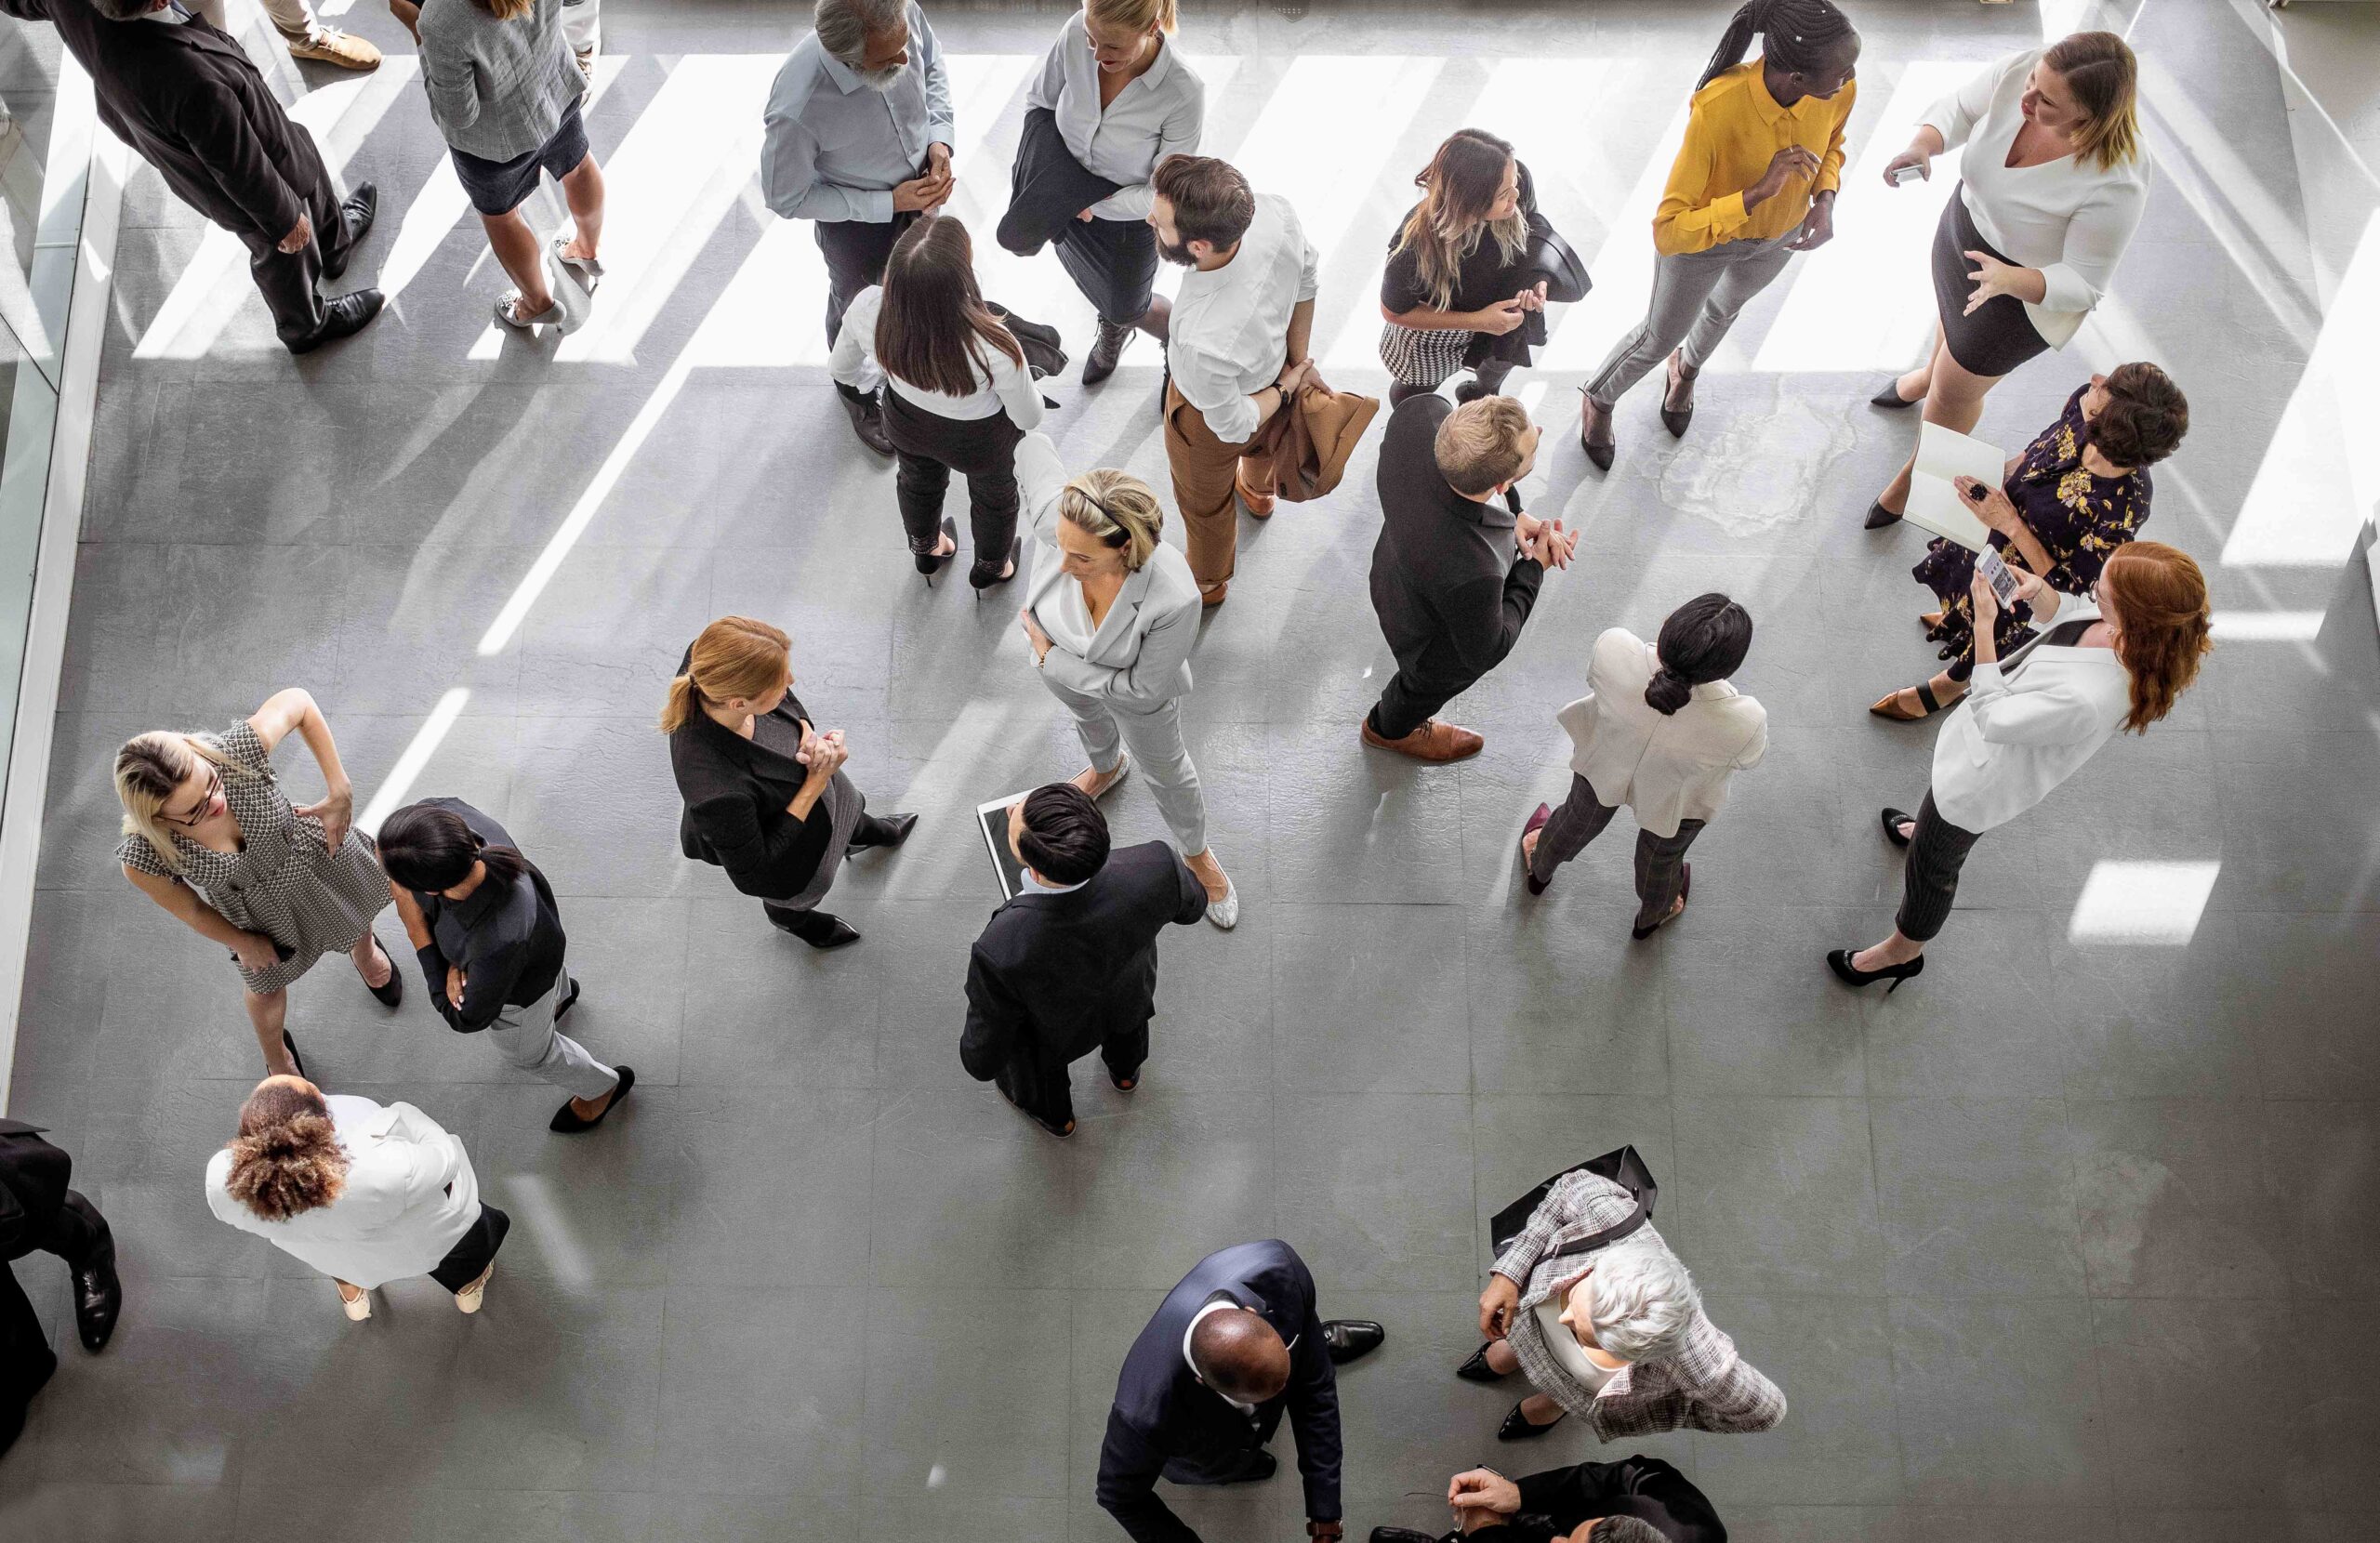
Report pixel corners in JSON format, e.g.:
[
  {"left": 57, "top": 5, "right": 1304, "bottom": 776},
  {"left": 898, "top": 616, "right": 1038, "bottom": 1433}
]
[{"left": 762, "top": 0, "right": 956, "bottom": 452}]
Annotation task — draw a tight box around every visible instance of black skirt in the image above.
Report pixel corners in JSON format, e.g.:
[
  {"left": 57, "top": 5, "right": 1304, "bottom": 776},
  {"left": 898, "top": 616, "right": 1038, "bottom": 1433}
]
[{"left": 1932, "top": 185, "right": 2049, "bottom": 378}]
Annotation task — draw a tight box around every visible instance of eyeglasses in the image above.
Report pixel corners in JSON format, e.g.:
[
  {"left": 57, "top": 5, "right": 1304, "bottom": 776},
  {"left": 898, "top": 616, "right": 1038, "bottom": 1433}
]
[{"left": 163, "top": 767, "right": 220, "bottom": 828}]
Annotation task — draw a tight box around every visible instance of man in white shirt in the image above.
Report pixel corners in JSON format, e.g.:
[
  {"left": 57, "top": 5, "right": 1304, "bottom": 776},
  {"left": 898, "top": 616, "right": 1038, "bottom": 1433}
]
[{"left": 1151, "top": 153, "right": 1318, "bottom": 605}]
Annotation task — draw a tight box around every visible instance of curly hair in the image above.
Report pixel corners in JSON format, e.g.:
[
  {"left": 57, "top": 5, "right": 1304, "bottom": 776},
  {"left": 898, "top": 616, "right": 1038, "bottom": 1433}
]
[
  {"left": 2098, "top": 541, "right": 2212, "bottom": 734},
  {"left": 2087, "top": 362, "right": 2188, "bottom": 468},
  {"left": 222, "top": 1079, "right": 349, "bottom": 1223}
]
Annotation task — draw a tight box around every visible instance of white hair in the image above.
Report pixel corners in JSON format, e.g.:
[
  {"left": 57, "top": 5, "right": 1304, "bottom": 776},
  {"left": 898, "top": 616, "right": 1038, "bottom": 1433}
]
[
  {"left": 814, "top": 0, "right": 908, "bottom": 66},
  {"left": 1582, "top": 1236, "right": 1699, "bottom": 1363},
  {"left": 1593, "top": 1519, "right": 1666, "bottom": 1543}
]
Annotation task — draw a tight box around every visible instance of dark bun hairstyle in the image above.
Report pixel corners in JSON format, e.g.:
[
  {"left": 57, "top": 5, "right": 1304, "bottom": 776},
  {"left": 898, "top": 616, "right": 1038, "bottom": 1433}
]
[
  {"left": 1015, "top": 783, "right": 1111, "bottom": 886},
  {"left": 1646, "top": 593, "right": 1755, "bottom": 716},
  {"left": 377, "top": 800, "right": 527, "bottom": 894},
  {"left": 2088, "top": 362, "right": 2188, "bottom": 469}
]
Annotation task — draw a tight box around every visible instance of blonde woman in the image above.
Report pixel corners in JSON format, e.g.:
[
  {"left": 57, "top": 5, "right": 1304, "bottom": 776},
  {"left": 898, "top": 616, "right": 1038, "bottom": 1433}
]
[
  {"left": 1012, "top": 433, "right": 1236, "bottom": 929},
  {"left": 204, "top": 1075, "right": 505, "bottom": 1321},
  {"left": 1864, "top": 31, "right": 2149, "bottom": 527},
  {"left": 1012, "top": 0, "right": 1204, "bottom": 382},
  {"left": 1379, "top": 128, "right": 1548, "bottom": 407},
  {"left": 114, "top": 691, "right": 399, "bottom": 1080},
  {"left": 663, "top": 616, "right": 916, "bottom": 949}
]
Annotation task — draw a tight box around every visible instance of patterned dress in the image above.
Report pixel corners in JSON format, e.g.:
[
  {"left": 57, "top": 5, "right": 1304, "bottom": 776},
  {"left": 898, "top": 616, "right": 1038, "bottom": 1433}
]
[
  {"left": 115, "top": 721, "right": 392, "bottom": 996},
  {"left": 1912, "top": 384, "right": 2150, "bottom": 681}
]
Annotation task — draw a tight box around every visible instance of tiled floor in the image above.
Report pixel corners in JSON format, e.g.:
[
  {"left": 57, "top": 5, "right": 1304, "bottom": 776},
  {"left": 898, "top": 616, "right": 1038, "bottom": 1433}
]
[{"left": 5, "top": 2, "right": 2379, "bottom": 1539}]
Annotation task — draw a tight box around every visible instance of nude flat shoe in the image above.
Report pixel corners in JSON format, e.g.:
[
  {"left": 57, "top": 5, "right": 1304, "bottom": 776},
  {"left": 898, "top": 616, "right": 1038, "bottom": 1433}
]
[
  {"left": 337, "top": 1283, "right": 371, "bottom": 1322},
  {"left": 455, "top": 1263, "right": 494, "bottom": 1314}
]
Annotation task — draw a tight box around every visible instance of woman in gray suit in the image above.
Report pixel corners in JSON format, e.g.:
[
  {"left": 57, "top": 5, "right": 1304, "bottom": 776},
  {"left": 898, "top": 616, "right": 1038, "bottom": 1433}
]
[
  {"left": 394, "top": 0, "right": 607, "bottom": 330},
  {"left": 1014, "top": 433, "right": 1236, "bottom": 929}
]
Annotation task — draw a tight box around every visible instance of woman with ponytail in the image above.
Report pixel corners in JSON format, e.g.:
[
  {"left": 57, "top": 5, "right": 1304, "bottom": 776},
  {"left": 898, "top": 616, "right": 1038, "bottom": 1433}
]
[
  {"left": 663, "top": 616, "right": 917, "bottom": 949},
  {"left": 205, "top": 1075, "right": 507, "bottom": 1321},
  {"left": 1520, "top": 596, "right": 1767, "bottom": 939},
  {"left": 1580, "top": 0, "right": 1859, "bottom": 471},
  {"left": 1830, "top": 542, "right": 2211, "bottom": 991}
]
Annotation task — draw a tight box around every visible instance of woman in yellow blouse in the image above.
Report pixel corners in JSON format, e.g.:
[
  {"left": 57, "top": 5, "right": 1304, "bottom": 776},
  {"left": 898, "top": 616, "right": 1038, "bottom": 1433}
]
[{"left": 1580, "top": 0, "right": 1859, "bottom": 469}]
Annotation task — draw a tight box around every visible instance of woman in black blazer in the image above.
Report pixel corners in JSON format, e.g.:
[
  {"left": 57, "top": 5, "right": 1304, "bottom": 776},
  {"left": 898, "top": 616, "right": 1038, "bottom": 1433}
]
[{"left": 662, "top": 615, "right": 915, "bottom": 949}]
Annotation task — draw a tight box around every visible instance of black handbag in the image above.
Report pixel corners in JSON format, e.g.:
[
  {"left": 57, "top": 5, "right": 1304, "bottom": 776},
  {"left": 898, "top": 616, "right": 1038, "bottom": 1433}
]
[
  {"left": 1524, "top": 214, "right": 1593, "bottom": 305},
  {"left": 1489, "top": 1145, "right": 1658, "bottom": 1262}
]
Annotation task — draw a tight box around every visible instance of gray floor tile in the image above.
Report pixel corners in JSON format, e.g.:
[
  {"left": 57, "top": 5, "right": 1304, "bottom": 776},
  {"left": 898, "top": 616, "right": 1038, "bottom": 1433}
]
[
  {"left": 654, "top": 1286, "right": 869, "bottom": 1497},
  {"left": 0, "top": 1483, "right": 239, "bottom": 1543},
  {"left": 1871, "top": 1098, "right": 2086, "bottom": 1298},
  {"left": 863, "top": 1286, "right": 1071, "bottom": 1500},
  {"left": 2088, "top": 1296, "right": 2326, "bottom": 1511},
  {"left": 867, "top": 1088, "right": 1082, "bottom": 1289},
  {"left": 2258, "top": 1100, "right": 2380, "bottom": 1298},
  {"left": 1274, "top": 1093, "right": 1476, "bottom": 1294},
  {"left": 1671, "top": 1096, "right": 1885, "bottom": 1296},
  {"left": 2069, "top": 1098, "right": 2294, "bottom": 1299},
  {"left": 1888, "top": 1296, "right": 2111, "bottom": 1509},
  {"left": 1688, "top": 1294, "right": 1902, "bottom": 1507},
  {"left": 1269, "top": 904, "right": 1470, "bottom": 1095}
]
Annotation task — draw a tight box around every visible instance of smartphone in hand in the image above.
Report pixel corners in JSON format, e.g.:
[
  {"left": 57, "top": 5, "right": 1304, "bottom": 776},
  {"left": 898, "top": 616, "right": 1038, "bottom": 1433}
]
[
  {"left": 1888, "top": 164, "right": 1924, "bottom": 187},
  {"left": 1977, "top": 547, "right": 2022, "bottom": 606}
]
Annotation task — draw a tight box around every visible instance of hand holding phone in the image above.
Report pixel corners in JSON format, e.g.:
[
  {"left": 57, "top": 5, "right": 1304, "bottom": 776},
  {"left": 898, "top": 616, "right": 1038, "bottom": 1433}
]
[{"left": 1977, "top": 547, "right": 2022, "bottom": 606}]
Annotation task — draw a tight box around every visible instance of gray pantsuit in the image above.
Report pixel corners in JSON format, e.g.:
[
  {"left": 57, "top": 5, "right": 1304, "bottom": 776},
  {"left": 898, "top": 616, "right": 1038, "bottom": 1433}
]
[
  {"left": 1586, "top": 232, "right": 1795, "bottom": 407},
  {"left": 1047, "top": 687, "right": 1208, "bottom": 856},
  {"left": 483, "top": 970, "right": 616, "bottom": 1102}
]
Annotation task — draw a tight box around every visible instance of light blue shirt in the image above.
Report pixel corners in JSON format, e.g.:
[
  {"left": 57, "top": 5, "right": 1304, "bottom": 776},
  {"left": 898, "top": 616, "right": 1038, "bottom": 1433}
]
[
  {"left": 1022, "top": 868, "right": 1087, "bottom": 896},
  {"left": 760, "top": 2, "right": 955, "bottom": 225}
]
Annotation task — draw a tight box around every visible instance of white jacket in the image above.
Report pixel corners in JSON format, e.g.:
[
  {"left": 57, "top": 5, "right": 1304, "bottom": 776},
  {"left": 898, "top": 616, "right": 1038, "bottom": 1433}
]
[
  {"left": 1555, "top": 628, "right": 1767, "bottom": 838},
  {"left": 205, "top": 1094, "right": 480, "bottom": 1290},
  {"left": 1929, "top": 597, "right": 2130, "bottom": 833}
]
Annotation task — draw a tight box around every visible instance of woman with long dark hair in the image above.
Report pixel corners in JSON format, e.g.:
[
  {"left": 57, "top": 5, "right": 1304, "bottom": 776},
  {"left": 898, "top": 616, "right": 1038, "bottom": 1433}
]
[
  {"left": 1862, "top": 32, "right": 2149, "bottom": 527},
  {"left": 1520, "top": 596, "right": 1767, "bottom": 939},
  {"left": 830, "top": 214, "right": 1046, "bottom": 589},
  {"left": 1378, "top": 128, "right": 1547, "bottom": 406},
  {"left": 1580, "top": 0, "right": 1859, "bottom": 469}
]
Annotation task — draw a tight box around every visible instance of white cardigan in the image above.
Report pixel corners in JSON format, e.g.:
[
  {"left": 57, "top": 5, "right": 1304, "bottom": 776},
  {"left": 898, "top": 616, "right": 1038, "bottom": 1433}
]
[
  {"left": 1929, "top": 598, "right": 2131, "bottom": 833},
  {"left": 1924, "top": 49, "right": 2149, "bottom": 349},
  {"left": 205, "top": 1094, "right": 481, "bottom": 1290},
  {"left": 1555, "top": 628, "right": 1768, "bottom": 838}
]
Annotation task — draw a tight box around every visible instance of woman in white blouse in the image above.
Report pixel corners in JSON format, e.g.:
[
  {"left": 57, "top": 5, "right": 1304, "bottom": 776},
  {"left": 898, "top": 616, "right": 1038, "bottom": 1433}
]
[
  {"left": 205, "top": 1076, "right": 508, "bottom": 1321},
  {"left": 1021, "top": 0, "right": 1204, "bottom": 382},
  {"left": 1520, "top": 596, "right": 1767, "bottom": 940},
  {"left": 829, "top": 215, "right": 1045, "bottom": 590},
  {"left": 1829, "top": 541, "right": 2211, "bottom": 990},
  {"left": 1862, "top": 32, "right": 2149, "bottom": 530},
  {"left": 1012, "top": 433, "right": 1237, "bottom": 929}
]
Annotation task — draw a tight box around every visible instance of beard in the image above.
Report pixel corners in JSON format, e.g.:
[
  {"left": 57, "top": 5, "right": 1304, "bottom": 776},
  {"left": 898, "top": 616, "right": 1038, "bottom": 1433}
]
[
  {"left": 855, "top": 63, "right": 903, "bottom": 91},
  {"left": 1155, "top": 234, "right": 1197, "bottom": 268}
]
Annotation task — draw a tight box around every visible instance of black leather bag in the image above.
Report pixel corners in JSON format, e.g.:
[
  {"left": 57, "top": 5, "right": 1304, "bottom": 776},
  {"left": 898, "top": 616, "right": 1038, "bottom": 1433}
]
[
  {"left": 1488, "top": 1144, "right": 1657, "bottom": 1262},
  {"left": 1525, "top": 213, "right": 1593, "bottom": 305}
]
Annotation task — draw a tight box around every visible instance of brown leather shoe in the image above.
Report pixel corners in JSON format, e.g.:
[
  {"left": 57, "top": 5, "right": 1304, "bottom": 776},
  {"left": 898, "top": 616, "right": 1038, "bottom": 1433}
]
[
  {"left": 1361, "top": 716, "right": 1484, "bottom": 762},
  {"left": 1235, "top": 468, "right": 1276, "bottom": 519}
]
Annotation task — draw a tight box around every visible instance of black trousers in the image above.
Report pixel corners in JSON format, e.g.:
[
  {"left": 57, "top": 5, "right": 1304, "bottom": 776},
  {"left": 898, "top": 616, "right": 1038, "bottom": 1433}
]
[
  {"left": 1, "top": 1190, "right": 105, "bottom": 1456},
  {"left": 1895, "top": 791, "right": 1983, "bottom": 942},
  {"left": 995, "top": 1022, "right": 1149, "bottom": 1130},
  {"left": 426, "top": 1202, "right": 510, "bottom": 1292},
  {"left": 816, "top": 211, "right": 917, "bottom": 346},
  {"left": 882, "top": 389, "right": 1025, "bottom": 570},
  {"left": 245, "top": 166, "right": 360, "bottom": 348},
  {"left": 1054, "top": 216, "right": 1159, "bottom": 326},
  {"left": 1529, "top": 774, "right": 1703, "bottom": 931},
  {"left": 1368, "top": 659, "right": 1481, "bottom": 742}
]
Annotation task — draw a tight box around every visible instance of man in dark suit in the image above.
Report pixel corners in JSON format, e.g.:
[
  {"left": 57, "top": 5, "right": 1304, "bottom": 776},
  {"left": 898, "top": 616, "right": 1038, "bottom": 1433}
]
[
  {"left": 1, "top": 1119, "right": 122, "bottom": 1455},
  {"left": 0, "top": 0, "right": 383, "bottom": 353},
  {"left": 960, "top": 784, "right": 1206, "bottom": 1138},
  {"left": 1099, "top": 1239, "right": 1385, "bottom": 1543},
  {"left": 1368, "top": 1455, "right": 1726, "bottom": 1543},
  {"left": 1360, "top": 393, "right": 1575, "bottom": 764}
]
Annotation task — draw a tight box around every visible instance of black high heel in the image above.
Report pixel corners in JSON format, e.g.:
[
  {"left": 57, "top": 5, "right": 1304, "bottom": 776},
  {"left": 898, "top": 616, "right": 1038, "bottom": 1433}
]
[
  {"left": 1826, "top": 948, "right": 1925, "bottom": 993},
  {"left": 1456, "top": 1343, "right": 1509, "bottom": 1382},
  {"left": 1879, "top": 807, "right": 1915, "bottom": 849},
  {"left": 1497, "top": 1401, "right": 1566, "bottom": 1440},
  {"left": 970, "top": 535, "right": 1022, "bottom": 595},
  {"left": 917, "top": 516, "right": 958, "bottom": 585},
  {"left": 1577, "top": 387, "right": 1614, "bottom": 472},
  {"left": 1870, "top": 377, "right": 1923, "bottom": 409},
  {"left": 281, "top": 1030, "right": 308, "bottom": 1082},
  {"left": 1863, "top": 501, "right": 1903, "bottom": 530},
  {"left": 363, "top": 937, "right": 401, "bottom": 1008}
]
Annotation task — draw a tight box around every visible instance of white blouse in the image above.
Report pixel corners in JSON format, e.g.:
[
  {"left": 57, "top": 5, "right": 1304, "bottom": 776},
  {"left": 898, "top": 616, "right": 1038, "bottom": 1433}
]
[
  {"left": 827, "top": 285, "right": 1048, "bottom": 429},
  {"left": 1929, "top": 599, "right": 2133, "bottom": 833},
  {"left": 1025, "top": 11, "right": 1205, "bottom": 223},
  {"left": 1923, "top": 49, "right": 2149, "bottom": 348},
  {"left": 1534, "top": 1295, "right": 1622, "bottom": 1397}
]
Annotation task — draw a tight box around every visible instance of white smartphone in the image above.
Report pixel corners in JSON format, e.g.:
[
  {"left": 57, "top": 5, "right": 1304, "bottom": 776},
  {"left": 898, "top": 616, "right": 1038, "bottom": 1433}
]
[
  {"left": 1977, "top": 547, "right": 2022, "bottom": 606},
  {"left": 1888, "top": 164, "right": 1924, "bottom": 187}
]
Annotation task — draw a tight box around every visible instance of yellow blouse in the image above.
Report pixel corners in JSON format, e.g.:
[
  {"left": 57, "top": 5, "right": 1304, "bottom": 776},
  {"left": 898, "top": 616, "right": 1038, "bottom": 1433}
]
[{"left": 1653, "top": 59, "right": 1856, "bottom": 257}]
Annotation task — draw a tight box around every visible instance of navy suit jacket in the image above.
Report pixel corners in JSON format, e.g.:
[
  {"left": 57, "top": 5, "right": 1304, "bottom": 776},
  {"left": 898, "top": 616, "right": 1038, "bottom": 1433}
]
[{"left": 1097, "top": 1240, "right": 1342, "bottom": 1543}]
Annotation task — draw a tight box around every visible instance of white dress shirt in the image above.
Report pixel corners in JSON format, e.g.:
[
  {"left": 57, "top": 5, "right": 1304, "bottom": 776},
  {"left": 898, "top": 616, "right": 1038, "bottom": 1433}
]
[
  {"left": 760, "top": 2, "right": 954, "bottom": 224},
  {"left": 1923, "top": 49, "right": 2149, "bottom": 348},
  {"left": 1929, "top": 599, "right": 2131, "bottom": 833},
  {"left": 204, "top": 1095, "right": 481, "bottom": 1290},
  {"left": 828, "top": 285, "right": 1047, "bottom": 428},
  {"left": 1167, "top": 192, "right": 1320, "bottom": 444},
  {"left": 1025, "top": 12, "right": 1205, "bottom": 222},
  {"left": 1555, "top": 628, "right": 1768, "bottom": 838}
]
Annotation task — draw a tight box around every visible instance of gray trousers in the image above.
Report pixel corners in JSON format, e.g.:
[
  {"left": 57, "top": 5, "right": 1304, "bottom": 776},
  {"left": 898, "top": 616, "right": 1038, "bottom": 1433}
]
[
  {"left": 483, "top": 970, "right": 617, "bottom": 1101},
  {"left": 1586, "top": 233, "right": 1795, "bottom": 408},
  {"left": 1043, "top": 683, "right": 1209, "bottom": 855},
  {"left": 1529, "top": 774, "right": 1703, "bottom": 932}
]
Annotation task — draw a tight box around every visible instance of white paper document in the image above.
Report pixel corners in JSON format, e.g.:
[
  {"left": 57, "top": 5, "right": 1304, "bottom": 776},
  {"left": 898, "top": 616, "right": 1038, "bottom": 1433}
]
[{"left": 1904, "top": 421, "right": 2003, "bottom": 551}]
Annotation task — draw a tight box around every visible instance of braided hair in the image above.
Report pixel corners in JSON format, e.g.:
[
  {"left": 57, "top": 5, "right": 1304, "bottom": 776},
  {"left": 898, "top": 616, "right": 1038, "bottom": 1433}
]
[{"left": 1697, "top": 0, "right": 1858, "bottom": 92}]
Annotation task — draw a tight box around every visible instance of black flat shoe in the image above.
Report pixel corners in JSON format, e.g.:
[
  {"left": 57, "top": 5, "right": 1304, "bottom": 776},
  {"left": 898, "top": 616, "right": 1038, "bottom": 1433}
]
[
  {"left": 1870, "top": 378, "right": 1922, "bottom": 409},
  {"left": 1322, "top": 1319, "right": 1385, "bottom": 1365},
  {"left": 970, "top": 535, "right": 1023, "bottom": 593},
  {"left": 1880, "top": 807, "right": 1915, "bottom": 849},
  {"left": 554, "top": 977, "right": 581, "bottom": 1021},
  {"left": 851, "top": 813, "right": 918, "bottom": 852},
  {"left": 770, "top": 909, "right": 862, "bottom": 949},
  {"left": 550, "top": 1064, "right": 634, "bottom": 1133},
  {"left": 282, "top": 1030, "right": 308, "bottom": 1082},
  {"left": 917, "top": 515, "right": 958, "bottom": 582},
  {"left": 1863, "top": 501, "right": 1902, "bottom": 530},
  {"left": 1498, "top": 1401, "right": 1566, "bottom": 1440},
  {"left": 1456, "top": 1342, "right": 1509, "bottom": 1382},
  {"left": 72, "top": 1233, "right": 122, "bottom": 1352},
  {"left": 1520, "top": 802, "right": 1554, "bottom": 897},
  {"left": 1826, "top": 948, "right": 1925, "bottom": 993},
  {"left": 323, "top": 181, "right": 377, "bottom": 280},
  {"left": 364, "top": 938, "right": 402, "bottom": 1008}
]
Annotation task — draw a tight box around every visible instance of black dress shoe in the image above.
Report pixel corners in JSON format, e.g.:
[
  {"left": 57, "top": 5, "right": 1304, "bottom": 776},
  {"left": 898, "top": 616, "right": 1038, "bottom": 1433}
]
[
  {"left": 1455, "top": 1341, "right": 1510, "bottom": 1382},
  {"left": 1321, "top": 1319, "right": 1384, "bottom": 1365},
  {"left": 71, "top": 1217, "right": 122, "bottom": 1352},
  {"left": 769, "top": 908, "right": 862, "bottom": 949},
  {"left": 1497, "top": 1400, "right": 1566, "bottom": 1440},
  {"left": 554, "top": 977, "right": 581, "bottom": 1021},
  {"left": 550, "top": 1064, "right": 633, "bottom": 1133},
  {"left": 323, "top": 181, "right": 378, "bottom": 279},
  {"left": 287, "top": 288, "right": 383, "bottom": 355},
  {"left": 838, "top": 388, "right": 894, "bottom": 455},
  {"left": 850, "top": 812, "right": 918, "bottom": 851},
  {"left": 1862, "top": 501, "right": 1903, "bottom": 530},
  {"left": 1082, "top": 316, "right": 1132, "bottom": 384}
]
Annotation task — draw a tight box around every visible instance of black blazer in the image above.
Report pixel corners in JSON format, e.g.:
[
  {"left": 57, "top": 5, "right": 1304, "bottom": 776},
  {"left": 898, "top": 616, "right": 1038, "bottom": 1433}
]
[
  {"left": 0, "top": 1119, "right": 72, "bottom": 1264},
  {"left": 997, "top": 104, "right": 1122, "bottom": 257},
  {"left": 667, "top": 651, "right": 835, "bottom": 903},
  {"left": 1368, "top": 393, "right": 1543, "bottom": 687},
  {"left": 1511, "top": 1455, "right": 1726, "bottom": 1543},
  {"left": 0, "top": 0, "right": 329, "bottom": 244},
  {"left": 1098, "top": 1239, "right": 1342, "bottom": 1542},
  {"left": 961, "top": 841, "right": 1206, "bottom": 1080}
]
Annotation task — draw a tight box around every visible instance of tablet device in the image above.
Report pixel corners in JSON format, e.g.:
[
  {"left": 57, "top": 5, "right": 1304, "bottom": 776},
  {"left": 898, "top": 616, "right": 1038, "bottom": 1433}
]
[{"left": 976, "top": 791, "right": 1034, "bottom": 901}]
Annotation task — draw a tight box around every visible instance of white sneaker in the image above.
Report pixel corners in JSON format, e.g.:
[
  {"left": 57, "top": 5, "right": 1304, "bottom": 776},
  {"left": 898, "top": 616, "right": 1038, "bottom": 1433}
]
[
  {"left": 1206, "top": 875, "right": 1238, "bottom": 930},
  {"left": 337, "top": 1284, "right": 371, "bottom": 1321}
]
